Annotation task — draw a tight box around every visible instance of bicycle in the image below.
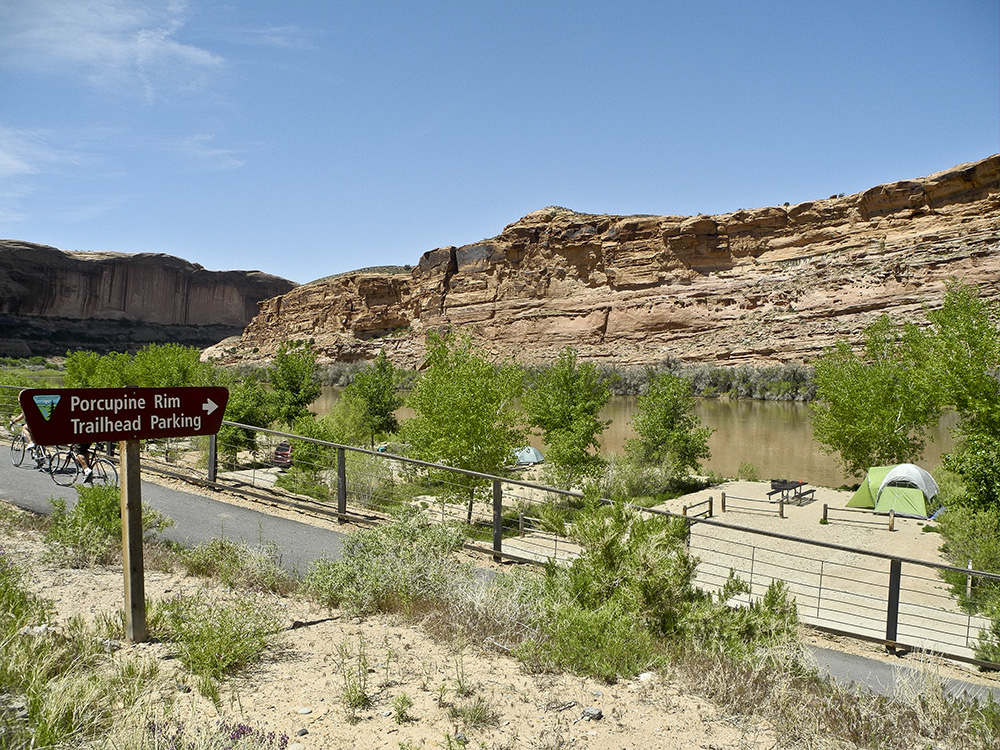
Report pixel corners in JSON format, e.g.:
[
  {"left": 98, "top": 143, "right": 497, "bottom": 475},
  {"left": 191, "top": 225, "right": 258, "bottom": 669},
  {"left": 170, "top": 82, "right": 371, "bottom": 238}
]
[
  {"left": 48, "top": 444, "right": 118, "bottom": 487},
  {"left": 8, "top": 424, "right": 49, "bottom": 470}
]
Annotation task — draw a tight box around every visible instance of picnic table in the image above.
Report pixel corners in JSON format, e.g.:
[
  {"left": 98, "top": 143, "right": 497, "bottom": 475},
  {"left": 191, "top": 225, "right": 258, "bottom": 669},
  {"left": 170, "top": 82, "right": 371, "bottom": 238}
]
[{"left": 767, "top": 479, "right": 815, "bottom": 505}]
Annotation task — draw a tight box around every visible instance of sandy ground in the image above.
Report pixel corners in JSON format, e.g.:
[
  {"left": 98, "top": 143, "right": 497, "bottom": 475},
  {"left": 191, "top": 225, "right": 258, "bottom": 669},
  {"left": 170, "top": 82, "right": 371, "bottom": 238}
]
[{"left": 3, "top": 479, "right": 999, "bottom": 749}]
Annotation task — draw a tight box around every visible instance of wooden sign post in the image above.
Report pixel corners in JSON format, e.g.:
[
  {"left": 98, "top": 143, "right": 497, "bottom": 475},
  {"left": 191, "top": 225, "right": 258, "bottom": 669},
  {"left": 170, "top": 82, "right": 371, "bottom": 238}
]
[
  {"left": 120, "top": 439, "right": 146, "bottom": 642},
  {"left": 19, "top": 387, "right": 229, "bottom": 643}
]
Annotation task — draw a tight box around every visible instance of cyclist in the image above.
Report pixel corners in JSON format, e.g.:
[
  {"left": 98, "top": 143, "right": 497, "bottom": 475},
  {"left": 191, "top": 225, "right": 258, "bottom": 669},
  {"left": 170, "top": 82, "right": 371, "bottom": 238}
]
[
  {"left": 74, "top": 442, "right": 95, "bottom": 483},
  {"left": 9, "top": 412, "right": 45, "bottom": 468}
]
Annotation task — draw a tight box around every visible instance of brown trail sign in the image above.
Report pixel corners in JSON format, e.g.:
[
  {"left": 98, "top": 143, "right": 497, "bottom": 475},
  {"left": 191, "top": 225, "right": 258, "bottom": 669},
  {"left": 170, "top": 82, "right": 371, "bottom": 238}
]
[
  {"left": 18, "top": 386, "right": 229, "bottom": 642},
  {"left": 18, "top": 387, "right": 228, "bottom": 445}
]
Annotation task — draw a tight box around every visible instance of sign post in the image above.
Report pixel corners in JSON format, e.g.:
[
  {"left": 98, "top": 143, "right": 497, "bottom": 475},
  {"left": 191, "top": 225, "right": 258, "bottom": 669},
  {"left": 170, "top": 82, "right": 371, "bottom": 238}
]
[{"left": 19, "top": 387, "right": 229, "bottom": 643}]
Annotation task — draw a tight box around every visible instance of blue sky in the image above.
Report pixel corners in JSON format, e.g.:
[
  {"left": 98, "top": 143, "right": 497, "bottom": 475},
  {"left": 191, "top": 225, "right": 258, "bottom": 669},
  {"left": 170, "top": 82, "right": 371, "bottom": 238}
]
[{"left": 1, "top": 1, "right": 997, "bottom": 285}]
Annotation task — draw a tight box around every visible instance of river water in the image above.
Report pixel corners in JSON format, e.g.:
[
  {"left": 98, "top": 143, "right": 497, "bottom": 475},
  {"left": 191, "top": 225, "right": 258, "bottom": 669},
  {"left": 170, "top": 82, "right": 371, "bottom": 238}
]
[{"left": 313, "top": 389, "right": 956, "bottom": 488}]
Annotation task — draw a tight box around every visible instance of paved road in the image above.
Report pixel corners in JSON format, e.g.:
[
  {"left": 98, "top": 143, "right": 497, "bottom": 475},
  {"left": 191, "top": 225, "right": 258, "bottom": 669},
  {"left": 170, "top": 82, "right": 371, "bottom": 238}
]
[
  {"left": 0, "top": 444, "right": 344, "bottom": 576},
  {"left": 1, "top": 442, "right": 997, "bottom": 702}
]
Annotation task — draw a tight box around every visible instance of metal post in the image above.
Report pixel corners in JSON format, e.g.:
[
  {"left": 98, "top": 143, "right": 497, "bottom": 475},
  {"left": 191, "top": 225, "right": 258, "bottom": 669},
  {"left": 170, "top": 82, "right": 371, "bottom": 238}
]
[
  {"left": 721, "top": 492, "right": 726, "bottom": 513},
  {"left": 822, "top": 503, "right": 828, "bottom": 523},
  {"left": 120, "top": 439, "right": 147, "bottom": 643},
  {"left": 779, "top": 495, "right": 785, "bottom": 519},
  {"left": 207, "top": 433, "right": 217, "bottom": 483},
  {"left": 708, "top": 496, "right": 713, "bottom": 518},
  {"left": 492, "top": 479, "right": 503, "bottom": 563},
  {"left": 816, "top": 560, "right": 824, "bottom": 617},
  {"left": 886, "top": 558, "right": 902, "bottom": 654},
  {"left": 337, "top": 448, "right": 347, "bottom": 522}
]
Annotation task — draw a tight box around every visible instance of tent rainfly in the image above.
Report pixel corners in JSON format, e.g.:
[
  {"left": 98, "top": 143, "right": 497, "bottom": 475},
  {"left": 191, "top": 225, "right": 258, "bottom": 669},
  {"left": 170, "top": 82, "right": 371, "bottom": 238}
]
[
  {"left": 846, "top": 464, "right": 940, "bottom": 519},
  {"left": 513, "top": 446, "right": 544, "bottom": 465}
]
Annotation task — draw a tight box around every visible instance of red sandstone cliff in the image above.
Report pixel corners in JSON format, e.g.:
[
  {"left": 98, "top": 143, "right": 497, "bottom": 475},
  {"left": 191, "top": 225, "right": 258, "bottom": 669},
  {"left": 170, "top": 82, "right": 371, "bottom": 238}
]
[
  {"left": 213, "top": 154, "right": 1000, "bottom": 368},
  {"left": 0, "top": 242, "right": 296, "bottom": 357}
]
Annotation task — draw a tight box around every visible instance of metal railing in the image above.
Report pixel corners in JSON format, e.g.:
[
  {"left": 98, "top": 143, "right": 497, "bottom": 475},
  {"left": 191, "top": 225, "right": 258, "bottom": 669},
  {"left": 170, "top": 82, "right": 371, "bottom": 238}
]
[{"left": 2, "top": 386, "right": 998, "bottom": 668}]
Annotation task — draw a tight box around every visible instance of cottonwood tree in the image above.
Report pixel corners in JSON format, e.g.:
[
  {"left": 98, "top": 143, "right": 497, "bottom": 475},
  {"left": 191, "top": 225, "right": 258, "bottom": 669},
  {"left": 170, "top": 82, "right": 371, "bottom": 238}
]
[
  {"left": 927, "top": 282, "right": 1000, "bottom": 510},
  {"left": 269, "top": 341, "right": 322, "bottom": 425},
  {"left": 522, "top": 346, "right": 613, "bottom": 481},
  {"left": 402, "top": 332, "right": 524, "bottom": 522},
  {"left": 627, "top": 371, "right": 713, "bottom": 480},
  {"left": 811, "top": 315, "right": 942, "bottom": 477},
  {"left": 343, "top": 349, "right": 403, "bottom": 447}
]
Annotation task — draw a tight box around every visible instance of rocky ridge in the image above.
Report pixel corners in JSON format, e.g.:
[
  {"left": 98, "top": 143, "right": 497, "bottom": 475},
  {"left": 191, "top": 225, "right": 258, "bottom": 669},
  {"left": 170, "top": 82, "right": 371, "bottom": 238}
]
[
  {"left": 0, "top": 241, "right": 296, "bottom": 357},
  {"left": 214, "top": 155, "right": 1000, "bottom": 369}
]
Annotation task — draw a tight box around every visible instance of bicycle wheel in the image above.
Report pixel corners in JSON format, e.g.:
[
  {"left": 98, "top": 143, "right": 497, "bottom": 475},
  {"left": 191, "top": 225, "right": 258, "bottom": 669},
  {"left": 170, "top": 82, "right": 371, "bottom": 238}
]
[
  {"left": 50, "top": 451, "right": 80, "bottom": 486},
  {"left": 89, "top": 458, "right": 118, "bottom": 487},
  {"left": 10, "top": 435, "right": 26, "bottom": 467},
  {"left": 32, "top": 445, "right": 49, "bottom": 469}
]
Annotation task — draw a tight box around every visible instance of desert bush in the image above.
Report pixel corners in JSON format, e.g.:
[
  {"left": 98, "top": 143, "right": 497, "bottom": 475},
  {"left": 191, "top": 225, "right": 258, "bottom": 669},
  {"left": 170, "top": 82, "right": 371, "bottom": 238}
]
[
  {"left": 738, "top": 461, "right": 761, "bottom": 482},
  {"left": 0, "top": 551, "right": 166, "bottom": 747},
  {"left": 45, "top": 484, "right": 172, "bottom": 567},
  {"left": 303, "top": 508, "right": 467, "bottom": 615},
  {"left": 147, "top": 590, "right": 283, "bottom": 688},
  {"left": 181, "top": 538, "right": 297, "bottom": 595},
  {"left": 116, "top": 720, "right": 291, "bottom": 750}
]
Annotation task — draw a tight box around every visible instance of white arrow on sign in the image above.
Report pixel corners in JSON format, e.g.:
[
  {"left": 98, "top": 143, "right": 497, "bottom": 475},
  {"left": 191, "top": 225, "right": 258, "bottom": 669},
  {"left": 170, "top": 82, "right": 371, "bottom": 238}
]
[{"left": 202, "top": 398, "right": 218, "bottom": 416}]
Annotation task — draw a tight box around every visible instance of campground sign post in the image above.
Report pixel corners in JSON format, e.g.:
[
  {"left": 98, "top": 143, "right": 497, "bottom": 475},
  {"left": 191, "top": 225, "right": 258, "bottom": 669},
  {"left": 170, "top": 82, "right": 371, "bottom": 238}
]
[{"left": 19, "top": 387, "right": 229, "bottom": 642}]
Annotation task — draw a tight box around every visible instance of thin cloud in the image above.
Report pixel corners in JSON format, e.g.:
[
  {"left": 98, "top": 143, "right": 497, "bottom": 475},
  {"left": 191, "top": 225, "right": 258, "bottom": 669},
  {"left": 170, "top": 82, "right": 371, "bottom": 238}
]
[
  {"left": 234, "top": 24, "right": 320, "bottom": 50},
  {"left": 0, "top": 128, "right": 64, "bottom": 180},
  {"left": 178, "top": 134, "right": 247, "bottom": 171},
  {"left": 0, "top": 0, "right": 224, "bottom": 101}
]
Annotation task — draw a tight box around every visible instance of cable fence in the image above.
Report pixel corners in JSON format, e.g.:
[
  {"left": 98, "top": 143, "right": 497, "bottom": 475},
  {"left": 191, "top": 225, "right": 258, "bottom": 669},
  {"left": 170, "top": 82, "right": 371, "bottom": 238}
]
[{"left": 1, "top": 384, "right": 998, "bottom": 667}]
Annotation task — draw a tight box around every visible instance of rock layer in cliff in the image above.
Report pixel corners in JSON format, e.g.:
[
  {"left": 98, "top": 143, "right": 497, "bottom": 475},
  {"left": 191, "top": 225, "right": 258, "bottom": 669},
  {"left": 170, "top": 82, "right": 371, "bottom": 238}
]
[{"left": 214, "top": 153, "right": 999, "bottom": 368}]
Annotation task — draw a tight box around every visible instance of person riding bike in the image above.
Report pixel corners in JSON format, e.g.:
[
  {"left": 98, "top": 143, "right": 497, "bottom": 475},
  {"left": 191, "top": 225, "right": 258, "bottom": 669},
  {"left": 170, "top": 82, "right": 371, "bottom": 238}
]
[
  {"left": 74, "top": 442, "right": 95, "bottom": 483},
  {"left": 9, "top": 412, "right": 45, "bottom": 468}
]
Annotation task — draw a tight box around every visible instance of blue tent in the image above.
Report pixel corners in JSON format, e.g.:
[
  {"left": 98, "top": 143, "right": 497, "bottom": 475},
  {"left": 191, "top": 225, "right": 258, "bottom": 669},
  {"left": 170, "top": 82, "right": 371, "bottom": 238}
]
[{"left": 513, "top": 446, "right": 544, "bottom": 465}]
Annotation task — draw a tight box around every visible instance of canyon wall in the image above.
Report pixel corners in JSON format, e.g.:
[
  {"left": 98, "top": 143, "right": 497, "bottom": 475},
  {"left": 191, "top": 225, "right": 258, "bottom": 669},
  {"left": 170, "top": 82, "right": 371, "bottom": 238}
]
[
  {"left": 0, "top": 241, "right": 296, "bottom": 357},
  {"left": 212, "top": 155, "right": 999, "bottom": 369}
]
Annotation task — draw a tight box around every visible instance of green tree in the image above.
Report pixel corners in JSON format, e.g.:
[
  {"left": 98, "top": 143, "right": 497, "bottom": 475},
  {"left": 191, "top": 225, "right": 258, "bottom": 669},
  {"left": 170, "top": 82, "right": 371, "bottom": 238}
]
[
  {"left": 925, "top": 283, "right": 1000, "bottom": 510},
  {"left": 268, "top": 341, "right": 322, "bottom": 425},
  {"left": 343, "top": 350, "right": 402, "bottom": 447},
  {"left": 626, "top": 372, "right": 713, "bottom": 480},
  {"left": 217, "top": 375, "right": 275, "bottom": 468},
  {"left": 926, "top": 281, "right": 1000, "bottom": 435},
  {"left": 810, "top": 316, "right": 942, "bottom": 477},
  {"left": 127, "top": 343, "right": 214, "bottom": 387},
  {"left": 64, "top": 350, "right": 132, "bottom": 387},
  {"left": 522, "top": 346, "right": 613, "bottom": 479},
  {"left": 64, "top": 344, "right": 214, "bottom": 388},
  {"left": 402, "top": 332, "right": 524, "bottom": 522}
]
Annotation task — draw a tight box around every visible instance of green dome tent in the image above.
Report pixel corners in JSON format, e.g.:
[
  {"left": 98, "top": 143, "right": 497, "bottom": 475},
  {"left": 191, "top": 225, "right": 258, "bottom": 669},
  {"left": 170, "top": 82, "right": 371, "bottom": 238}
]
[{"left": 846, "top": 464, "right": 939, "bottom": 519}]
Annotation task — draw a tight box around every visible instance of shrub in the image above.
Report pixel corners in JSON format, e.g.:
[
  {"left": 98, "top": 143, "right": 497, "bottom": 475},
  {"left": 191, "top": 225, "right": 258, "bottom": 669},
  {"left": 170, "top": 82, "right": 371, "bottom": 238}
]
[
  {"left": 303, "top": 509, "right": 467, "bottom": 615},
  {"left": 147, "top": 591, "right": 283, "bottom": 686},
  {"left": 45, "top": 484, "right": 172, "bottom": 567},
  {"left": 181, "top": 538, "right": 297, "bottom": 595}
]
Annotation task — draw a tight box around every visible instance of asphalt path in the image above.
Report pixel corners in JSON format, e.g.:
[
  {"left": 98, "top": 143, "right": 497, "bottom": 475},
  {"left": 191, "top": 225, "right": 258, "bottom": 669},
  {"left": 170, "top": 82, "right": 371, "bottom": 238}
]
[
  {"left": 1, "top": 443, "right": 997, "bottom": 702},
  {"left": 0, "top": 444, "right": 344, "bottom": 576}
]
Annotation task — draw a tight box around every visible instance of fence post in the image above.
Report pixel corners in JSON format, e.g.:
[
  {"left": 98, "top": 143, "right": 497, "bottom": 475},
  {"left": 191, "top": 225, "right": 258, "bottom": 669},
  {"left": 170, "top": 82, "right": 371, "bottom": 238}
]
[
  {"left": 492, "top": 479, "right": 503, "bottom": 563},
  {"left": 779, "top": 495, "right": 785, "bottom": 519},
  {"left": 721, "top": 492, "right": 726, "bottom": 513},
  {"left": 822, "top": 503, "right": 828, "bottom": 523},
  {"left": 816, "top": 560, "right": 825, "bottom": 617},
  {"left": 708, "top": 496, "right": 713, "bottom": 518},
  {"left": 207, "top": 434, "right": 217, "bottom": 483},
  {"left": 886, "top": 558, "right": 902, "bottom": 654},
  {"left": 336, "top": 448, "right": 347, "bottom": 522},
  {"left": 967, "top": 559, "right": 974, "bottom": 601}
]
